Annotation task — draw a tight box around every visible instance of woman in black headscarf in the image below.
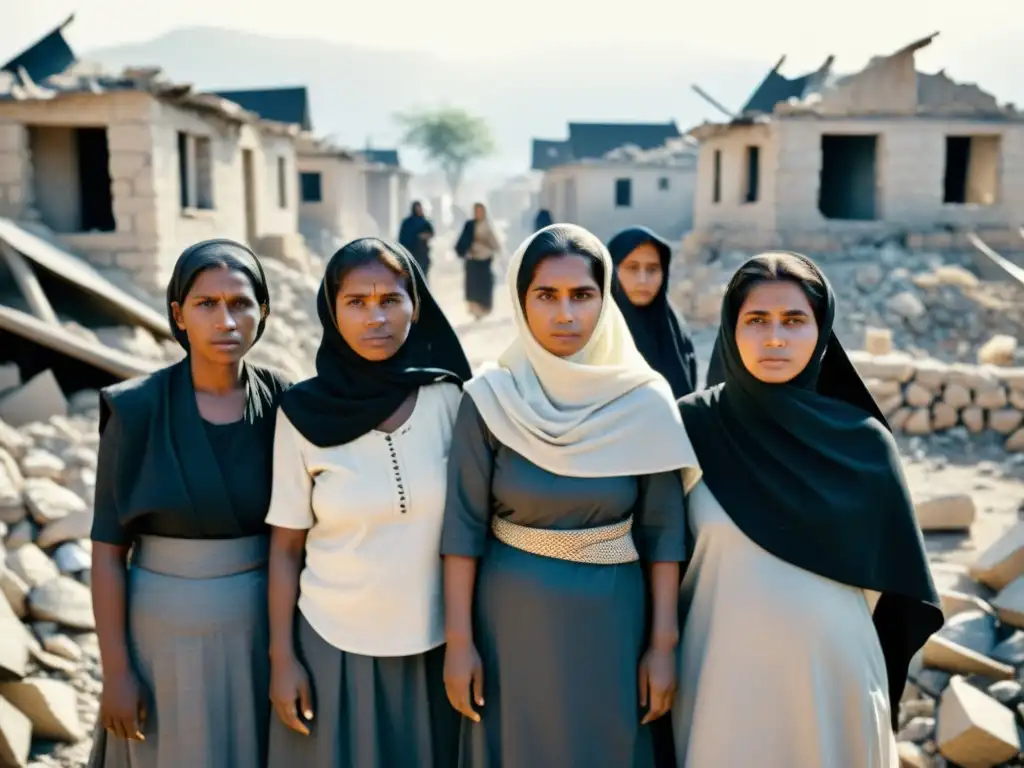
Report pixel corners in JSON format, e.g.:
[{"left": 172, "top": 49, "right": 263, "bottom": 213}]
[
  {"left": 265, "top": 237, "right": 471, "bottom": 767},
  {"left": 607, "top": 226, "right": 697, "bottom": 398},
  {"left": 398, "top": 200, "right": 435, "bottom": 277},
  {"left": 88, "top": 240, "right": 290, "bottom": 768},
  {"left": 671, "top": 252, "right": 942, "bottom": 767},
  {"left": 455, "top": 202, "right": 503, "bottom": 320}
]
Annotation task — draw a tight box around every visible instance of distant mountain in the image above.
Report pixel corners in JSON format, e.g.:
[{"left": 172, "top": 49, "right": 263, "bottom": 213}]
[
  {"left": 85, "top": 27, "right": 768, "bottom": 175},
  {"left": 86, "top": 27, "right": 1024, "bottom": 178}
]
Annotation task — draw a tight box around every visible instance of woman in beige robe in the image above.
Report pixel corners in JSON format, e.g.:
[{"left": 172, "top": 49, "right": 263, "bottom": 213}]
[{"left": 454, "top": 202, "right": 502, "bottom": 320}]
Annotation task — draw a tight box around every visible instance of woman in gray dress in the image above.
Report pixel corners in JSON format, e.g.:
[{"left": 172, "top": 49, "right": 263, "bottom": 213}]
[
  {"left": 88, "top": 240, "right": 290, "bottom": 768},
  {"left": 673, "top": 252, "right": 943, "bottom": 767},
  {"left": 441, "top": 223, "right": 699, "bottom": 767},
  {"left": 265, "top": 238, "right": 471, "bottom": 767}
]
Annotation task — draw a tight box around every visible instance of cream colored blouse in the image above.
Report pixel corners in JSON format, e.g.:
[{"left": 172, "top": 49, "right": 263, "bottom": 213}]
[{"left": 266, "top": 382, "right": 462, "bottom": 657}]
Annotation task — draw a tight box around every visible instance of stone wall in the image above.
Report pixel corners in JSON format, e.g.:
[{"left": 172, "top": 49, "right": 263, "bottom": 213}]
[
  {"left": 670, "top": 242, "right": 1024, "bottom": 365},
  {"left": 851, "top": 351, "right": 1024, "bottom": 449},
  {"left": 0, "top": 122, "right": 32, "bottom": 220}
]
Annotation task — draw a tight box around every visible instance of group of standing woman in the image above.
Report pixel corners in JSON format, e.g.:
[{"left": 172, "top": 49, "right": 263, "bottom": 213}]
[{"left": 87, "top": 219, "right": 943, "bottom": 768}]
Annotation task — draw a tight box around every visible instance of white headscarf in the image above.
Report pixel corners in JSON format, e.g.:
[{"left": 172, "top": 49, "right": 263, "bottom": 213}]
[{"left": 464, "top": 224, "right": 698, "bottom": 478}]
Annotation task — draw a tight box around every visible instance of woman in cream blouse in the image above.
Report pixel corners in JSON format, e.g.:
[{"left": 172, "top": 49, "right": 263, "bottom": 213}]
[{"left": 265, "top": 237, "right": 472, "bottom": 768}]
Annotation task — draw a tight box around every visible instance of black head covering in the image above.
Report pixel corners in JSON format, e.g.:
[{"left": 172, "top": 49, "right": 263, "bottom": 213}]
[
  {"left": 97, "top": 239, "right": 288, "bottom": 537},
  {"left": 680, "top": 251, "right": 942, "bottom": 729},
  {"left": 607, "top": 226, "right": 697, "bottom": 398},
  {"left": 165, "top": 238, "right": 270, "bottom": 350},
  {"left": 534, "top": 209, "right": 553, "bottom": 231},
  {"left": 280, "top": 237, "right": 472, "bottom": 447}
]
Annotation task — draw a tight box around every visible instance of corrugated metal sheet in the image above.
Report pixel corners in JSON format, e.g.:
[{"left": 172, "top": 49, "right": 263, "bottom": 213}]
[
  {"left": 213, "top": 86, "right": 312, "bottom": 130},
  {"left": 1, "top": 15, "right": 76, "bottom": 84}
]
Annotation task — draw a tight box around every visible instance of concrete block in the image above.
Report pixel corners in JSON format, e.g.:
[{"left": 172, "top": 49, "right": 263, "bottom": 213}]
[
  {"left": 0, "top": 371, "right": 67, "bottom": 429},
  {"left": 915, "top": 494, "right": 976, "bottom": 532},
  {"left": 970, "top": 521, "right": 1024, "bottom": 591},
  {"left": 937, "top": 676, "right": 1019, "bottom": 767},
  {"left": 922, "top": 635, "right": 1013, "bottom": 680}
]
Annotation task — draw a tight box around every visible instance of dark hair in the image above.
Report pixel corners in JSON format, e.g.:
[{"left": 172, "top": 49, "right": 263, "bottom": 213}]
[
  {"left": 516, "top": 225, "right": 606, "bottom": 306},
  {"left": 166, "top": 238, "right": 270, "bottom": 349},
  {"left": 728, "top": 251, "right": 827, "bottom": 325},
  {"left": 327, "top": 237, "right": 415, "bottom": 298}
]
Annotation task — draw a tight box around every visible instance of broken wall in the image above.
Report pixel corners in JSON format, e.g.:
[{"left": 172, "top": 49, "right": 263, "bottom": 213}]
[
  {"left": 692, "top": 123, "right": 779, "bottom": 235},
  {"left": 773, "top": 117, "right": 1024, "bottom": 232},
  {"left": 0, "top": 91, "right": 165, "bottom": 291}
]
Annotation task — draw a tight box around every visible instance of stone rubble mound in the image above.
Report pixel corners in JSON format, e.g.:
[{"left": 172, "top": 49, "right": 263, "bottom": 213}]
[{"left": 671, "top": 243, "right": 1024, "bottom": 366}]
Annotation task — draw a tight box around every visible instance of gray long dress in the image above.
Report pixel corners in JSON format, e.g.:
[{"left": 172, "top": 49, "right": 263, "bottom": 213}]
[{"left": 441, "top": 398, "right": 687, "bottom": 768}]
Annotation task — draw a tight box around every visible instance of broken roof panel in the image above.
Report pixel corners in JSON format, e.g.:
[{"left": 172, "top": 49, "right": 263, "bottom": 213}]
[
  {"left": 1, "top": 14, "right": 76, "bottom": 84},
  {"left": 213, "top": 86, "right": 312, "bottom": 131},
  {"left": 567, "top": 122, "right": 681, "bottom": 160},
  {"left": 0, "top": 219, "right": 170, "bottom": 339},
  {"left": 740, "top": 54, "right": 834, "bottom": 115}
]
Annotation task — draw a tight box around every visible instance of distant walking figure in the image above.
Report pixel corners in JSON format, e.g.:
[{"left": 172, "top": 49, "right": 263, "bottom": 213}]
[
  {"left": 455, "top": 202, "right": 502, "bottom": 320},
  {"left": 398, "top": 200, "right": 435, "bottom": 278},
  {"left": 533, "top": 208, "right": 553, "bottom": 231}
]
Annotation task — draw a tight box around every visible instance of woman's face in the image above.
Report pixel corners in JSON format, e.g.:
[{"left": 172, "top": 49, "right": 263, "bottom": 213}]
[
  {"left": 473, "top": 204, "right": 485, "bottom": 221},
  {"left": 171, "top": 266, "right": 262, "bottom": 364},
  {"left": 334, "top": 260, "right": 415, "bottom": 361},
  {"left": 523, "top": 255, "right": 603, "bottom": 358},
  {"left": 734, "top": 280, "right": 819, "bottom": 384},
  {"left": 616, "top": 242, "right": 664, "bottom": 307}
]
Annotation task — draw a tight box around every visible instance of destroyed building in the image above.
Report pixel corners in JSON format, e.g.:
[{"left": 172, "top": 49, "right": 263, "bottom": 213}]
[
  {"left": 296, "top": 133, "right": 374, "bottom": 255},
  {"left": 684, "top": 33, "right": 1024, "bottom": 257},
  {"left": 531, "top": 122, "right": 698, "bottom": 241},
  {"left": 357, "top": 148, "right": 412, "bottom": 239}
]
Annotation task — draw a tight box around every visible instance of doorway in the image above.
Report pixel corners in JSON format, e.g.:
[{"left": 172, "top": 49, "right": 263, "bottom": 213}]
[{"left": 818, "top": 134, "right": 878, "bottom": 221}]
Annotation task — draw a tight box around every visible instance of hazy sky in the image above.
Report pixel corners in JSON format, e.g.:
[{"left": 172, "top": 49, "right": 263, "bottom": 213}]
[{"left": 4, "top": 0, "right": 1021, "bottom": 78}]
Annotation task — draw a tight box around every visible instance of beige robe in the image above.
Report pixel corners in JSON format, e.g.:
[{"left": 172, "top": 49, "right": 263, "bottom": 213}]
[{"left": 672, "top": 480, "right": 898, "bottom": 768}]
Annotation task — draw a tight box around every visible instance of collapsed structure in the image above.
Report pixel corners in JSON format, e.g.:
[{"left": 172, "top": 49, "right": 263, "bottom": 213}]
[{"left": 683, "top": 33, "right": 1024, "bottom": 257}]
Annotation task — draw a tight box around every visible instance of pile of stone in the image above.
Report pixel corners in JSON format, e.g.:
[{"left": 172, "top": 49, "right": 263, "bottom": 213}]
[
  {"left": 849, "top": 341, "right": 1024, "bottom": 451},
  {"left": 898, "top": 501, "right": 1024, "bottom": 767},
  {"left": 0, "top": 393, "right": 102, "bottom": 767},
  {"left": 671, "top": 243, "right": 1024, "bottom": 366}
]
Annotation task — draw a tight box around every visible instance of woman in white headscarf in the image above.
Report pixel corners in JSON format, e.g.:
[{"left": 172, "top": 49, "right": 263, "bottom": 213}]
[{"left": 440, "top": 224, "right": 699, "bottom": 767}]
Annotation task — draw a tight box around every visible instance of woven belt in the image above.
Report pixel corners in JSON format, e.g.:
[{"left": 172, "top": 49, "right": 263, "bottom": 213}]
[{"left": 490, "top": 516, "right": 639, "bottom": 565}]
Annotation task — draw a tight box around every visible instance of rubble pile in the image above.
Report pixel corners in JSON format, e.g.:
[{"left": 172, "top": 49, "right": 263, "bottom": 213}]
[
  {"left": 0, "top": 374, "right": 103, "bottom": 768},
  {"left": 671, "top": 243, "right": 1024, "bottom": 365},
  {"left": 897, "top": 509, "right": 1024, "bottom": 768}
]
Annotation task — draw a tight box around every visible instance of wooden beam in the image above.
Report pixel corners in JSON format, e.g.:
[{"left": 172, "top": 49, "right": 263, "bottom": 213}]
[
  {"left": 0, "top": 240, "right": 58, "bottom": 324},
  {"left": 690, "top": 85, "right": 736, "bottom": 120}
]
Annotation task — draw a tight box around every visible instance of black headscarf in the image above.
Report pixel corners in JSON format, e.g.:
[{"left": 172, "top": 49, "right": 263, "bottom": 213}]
[
  {"left": 98, "top": 240, "right": 287, "bottom": 535},
  {"left": 680, "top": 251, "right": 942, "bottom": 730},
  {"left": 534, "top": 209, "right": 553, "bottom": 231},
  {"left": 280, "top": 237, "right": 472, "bottom": 447},
  {"left": 165, "top": 238, "right": 270, "bottom": 351},
  {"left": 607, "top": 226, "right": 697, "bottom": 398}
]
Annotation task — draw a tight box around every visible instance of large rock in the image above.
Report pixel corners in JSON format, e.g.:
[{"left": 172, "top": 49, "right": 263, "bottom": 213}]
[
  {"left": 914, "top": 494, "right": 975, "bottom": 532},
  {"left": 22, "top": 478, "right": 87, "bottom": 526},
  {"left": 0, "top": 370, "right": 68, "bottom": 428},
  {"left": 37, "top": 510, "right": 94, "bottom": 550},
  {"left": 0, "top": 449, "right": 24, "bottom": 526},
  {"left": 27, "top": 576, "right": 94, "bottom": 630},
  {"left": 0, "top": 677, "right": 84, "bottom": 742},
  {"left": 936, "top": 676, "right": 1020, "bottom": 766},
  {"left": 5, "top": 543, "right": 58, "bottom": 588},
  {"left": 922, "top": 635, "right": 1013, "bottom": 680},
  {"left": 969, "top": 522, "right": 1024, "bottom": 591},
  {"left": 0, "top": 421, "right": 30, "bottom": 461},
  {"left": 0, "top": 694, "right": 31, "bottom": 768},
  {"left": 0, "top": 588, "right": 28, "bottom": 680}
]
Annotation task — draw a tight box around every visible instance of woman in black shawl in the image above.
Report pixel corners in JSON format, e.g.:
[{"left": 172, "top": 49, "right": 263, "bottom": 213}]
[
  {"left": 398, "top": 200, "right": 435, "bottom": 277},
  {"left": 88, "top": 240, "right": 290, "bottom": 768},
  {"left": 671, "top": 252, "right": 942, "bottom": 767},
  {"left": 533, "top": 208, "right": 553, "bottom": 232},
  {"left": 607, "top": 226, "right": 697, "bottom": 398},
  {"left": 265, "top": 238, "right": 470, "bottom": 767}
]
